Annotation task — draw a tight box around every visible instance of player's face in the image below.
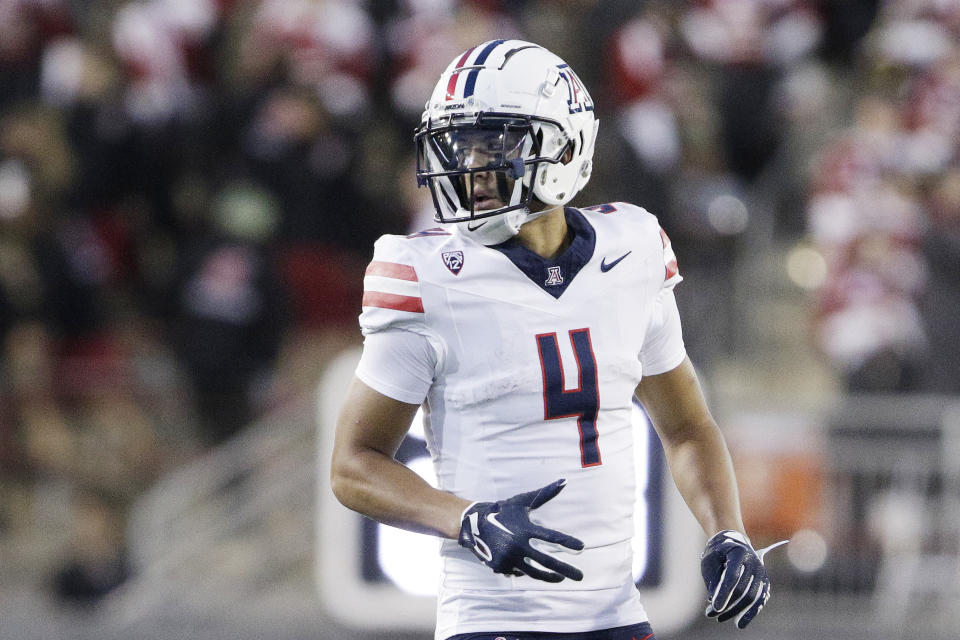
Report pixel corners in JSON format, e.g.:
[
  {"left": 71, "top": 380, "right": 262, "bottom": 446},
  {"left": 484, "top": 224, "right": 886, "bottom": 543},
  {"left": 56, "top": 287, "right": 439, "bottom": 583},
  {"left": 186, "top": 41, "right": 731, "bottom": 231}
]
[
  {"left": 467, "top": 171, "right": 508, "bottom": 211},
  {"left": 432, "top": 127, "right": 527, "bottom": 212}
]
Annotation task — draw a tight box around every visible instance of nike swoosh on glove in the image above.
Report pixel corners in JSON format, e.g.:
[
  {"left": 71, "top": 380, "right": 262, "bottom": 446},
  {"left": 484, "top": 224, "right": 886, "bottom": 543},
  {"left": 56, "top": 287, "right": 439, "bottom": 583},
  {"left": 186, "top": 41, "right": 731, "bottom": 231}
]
[
  {"left": 458, "top": 478, "right": 584, "bottom": 583},
  {"left": 700, "top": 530, "right": 788, "bottom": 629}
]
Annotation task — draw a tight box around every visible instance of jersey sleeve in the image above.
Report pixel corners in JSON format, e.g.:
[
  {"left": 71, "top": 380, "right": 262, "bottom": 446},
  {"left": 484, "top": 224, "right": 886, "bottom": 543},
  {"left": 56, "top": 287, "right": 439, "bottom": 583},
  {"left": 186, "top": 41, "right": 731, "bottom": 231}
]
[
  {"left": 639, "top": 288, "right": 686, "bottom": 376},
  {"left": 355, "top": 329, "right": 436, "bottom": 404},
  {"left": 359, "top": 235, "right": 429, "bottom": 336},
  {"left": 356, "top": 234, "right": 444, "bottom": 403}
]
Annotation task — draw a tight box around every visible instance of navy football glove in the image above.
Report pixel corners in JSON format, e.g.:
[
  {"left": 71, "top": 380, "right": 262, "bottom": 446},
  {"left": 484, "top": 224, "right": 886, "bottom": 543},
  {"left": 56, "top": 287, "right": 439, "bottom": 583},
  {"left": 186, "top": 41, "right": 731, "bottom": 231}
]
[
  {"left": 458, "top": 478, "right": 584, "bottom": 583},
  {"left": 701, "top": 530, "right": 788, "bottom": 629}
]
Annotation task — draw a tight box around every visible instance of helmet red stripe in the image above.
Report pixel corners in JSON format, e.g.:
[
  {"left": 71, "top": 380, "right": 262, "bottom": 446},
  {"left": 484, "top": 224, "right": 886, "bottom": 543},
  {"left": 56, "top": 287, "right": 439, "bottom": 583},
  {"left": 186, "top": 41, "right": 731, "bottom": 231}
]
[{"left": 445, "top": 46, "right": 477, "bottom": 101}]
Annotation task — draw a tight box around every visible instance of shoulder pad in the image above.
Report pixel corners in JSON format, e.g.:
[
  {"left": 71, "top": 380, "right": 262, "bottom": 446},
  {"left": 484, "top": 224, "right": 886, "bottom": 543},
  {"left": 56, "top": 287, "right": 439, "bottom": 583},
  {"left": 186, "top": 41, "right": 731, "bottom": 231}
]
[
  {"left": 582, "top": 202, "right": 655, "bottom": 218},
  {"left": 405, "top": 227, "right": 453, "bottom": 239},
  {"left": 583, "top": 202, "right": 681, "bottom": 288}
]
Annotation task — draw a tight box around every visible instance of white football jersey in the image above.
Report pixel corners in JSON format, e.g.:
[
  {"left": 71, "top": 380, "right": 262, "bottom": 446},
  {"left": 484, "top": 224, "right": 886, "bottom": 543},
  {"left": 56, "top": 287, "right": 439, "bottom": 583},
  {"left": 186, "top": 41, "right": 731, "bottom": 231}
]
[{"left": 356, "top": 203, "right": 686, "bottom": 639}]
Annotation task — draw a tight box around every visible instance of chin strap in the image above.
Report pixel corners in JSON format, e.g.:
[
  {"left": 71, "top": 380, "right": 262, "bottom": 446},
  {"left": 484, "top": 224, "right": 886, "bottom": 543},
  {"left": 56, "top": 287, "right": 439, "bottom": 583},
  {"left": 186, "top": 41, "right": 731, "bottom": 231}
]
[
  {"left": 523, "top": 203, "right": 557, "bottom": 224},
  {"left": 455, "top": 207, "right": 526, "bottom": 245},
  {"left": 455, "top": 205, "right": 564, "bottom": 246}
]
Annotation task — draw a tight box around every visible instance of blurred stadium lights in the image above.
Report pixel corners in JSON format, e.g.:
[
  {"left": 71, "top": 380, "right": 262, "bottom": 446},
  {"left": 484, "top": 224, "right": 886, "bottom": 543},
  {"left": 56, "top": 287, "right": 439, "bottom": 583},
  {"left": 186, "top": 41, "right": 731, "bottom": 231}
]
[
  {"left": 786, "top": 244, "right": 828, "bottom": 290},
  {"left": 0, "top": 159, "right": 31, "bottom": 220},
  {"left": 786, "top": 528, "right": 829, "bottom": 573},
  {"left": 706, "top": 194, "right": 749, "bottom": 235}
]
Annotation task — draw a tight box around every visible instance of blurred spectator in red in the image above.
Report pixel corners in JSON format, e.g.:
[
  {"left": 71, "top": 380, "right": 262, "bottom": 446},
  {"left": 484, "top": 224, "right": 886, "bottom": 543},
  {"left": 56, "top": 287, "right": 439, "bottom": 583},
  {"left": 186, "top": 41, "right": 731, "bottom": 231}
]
[
  {"left": 0, "top": 0, "right": 74, "bottom": 109},
  {"left": 386, "top": 0, "right": 522, "bottom": 123},
  {"left": 680, "top": 0, "right": 824, "bottom": 182},
  {"left": 239, "top": 87, "right": 378, "bottom": 249},
  {"left": 597, "top": 13, "right": 680, "bottom": 219},
  {"left": 171, "top": 180, "right": 289, "bottom": 445}
]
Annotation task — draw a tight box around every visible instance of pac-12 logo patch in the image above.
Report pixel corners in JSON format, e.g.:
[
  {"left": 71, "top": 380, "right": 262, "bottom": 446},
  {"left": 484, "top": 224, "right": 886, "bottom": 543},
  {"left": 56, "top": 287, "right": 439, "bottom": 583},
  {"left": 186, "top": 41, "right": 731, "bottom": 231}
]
[{"left": 442, "top": 250, "right": 464, "bottom": 275}]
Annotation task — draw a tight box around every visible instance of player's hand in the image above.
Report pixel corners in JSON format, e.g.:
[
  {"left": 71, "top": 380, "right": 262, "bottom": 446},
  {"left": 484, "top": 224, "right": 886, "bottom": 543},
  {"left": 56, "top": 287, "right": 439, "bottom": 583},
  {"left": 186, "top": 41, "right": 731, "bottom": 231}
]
[
  {"left": 458, "top": 478, "right": 584, "bottom": 583},
  {"left": 700, "top": 530, "right": 788, "bottom": 629}
]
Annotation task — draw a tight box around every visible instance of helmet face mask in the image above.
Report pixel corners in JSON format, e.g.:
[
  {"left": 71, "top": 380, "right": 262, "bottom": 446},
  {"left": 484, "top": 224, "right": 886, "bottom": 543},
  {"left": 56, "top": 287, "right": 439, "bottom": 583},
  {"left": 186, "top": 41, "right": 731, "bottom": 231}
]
[
  {"left": 415, "top": 40, "right": 597, "bottom": 245},
  {"left": 415, "top": 112, "right": 570, "bottom": 225}
]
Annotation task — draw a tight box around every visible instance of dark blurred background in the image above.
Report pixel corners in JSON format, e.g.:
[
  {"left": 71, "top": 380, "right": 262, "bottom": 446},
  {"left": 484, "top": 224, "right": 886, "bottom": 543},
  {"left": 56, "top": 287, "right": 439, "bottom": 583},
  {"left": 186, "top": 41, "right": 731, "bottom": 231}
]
[{"left": 1, "top": 0, "right": 959, "bottom": 638}]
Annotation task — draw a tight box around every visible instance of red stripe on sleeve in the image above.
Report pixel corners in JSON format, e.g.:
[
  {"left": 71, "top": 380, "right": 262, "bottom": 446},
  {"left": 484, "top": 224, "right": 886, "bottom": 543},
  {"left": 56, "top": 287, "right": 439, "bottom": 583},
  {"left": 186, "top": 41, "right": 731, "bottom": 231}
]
[
  {"left": 445, "top": 46, "right": 477, "bottom": 100},
  {"left": 665, "top": 256, "right": 679, "bottom": 281},
  {"left": 362, "top": 291, "right": 424, "bottom": 313},
  {"left": 659, "top": 227, "right": 671, "bottom": 249},
  {"left": 659, "top": 227, "right": 680, "bottom": 281},
  {"left": 365, "top": 261, "right": 418, "bottom": 281}
]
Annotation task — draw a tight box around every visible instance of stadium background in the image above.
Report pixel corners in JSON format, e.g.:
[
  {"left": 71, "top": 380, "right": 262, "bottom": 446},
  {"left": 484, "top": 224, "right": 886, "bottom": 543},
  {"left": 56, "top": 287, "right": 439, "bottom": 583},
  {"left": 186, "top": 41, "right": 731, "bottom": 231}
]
[{"left": 1, "top": 0, "right": 958, "bottom": 638}]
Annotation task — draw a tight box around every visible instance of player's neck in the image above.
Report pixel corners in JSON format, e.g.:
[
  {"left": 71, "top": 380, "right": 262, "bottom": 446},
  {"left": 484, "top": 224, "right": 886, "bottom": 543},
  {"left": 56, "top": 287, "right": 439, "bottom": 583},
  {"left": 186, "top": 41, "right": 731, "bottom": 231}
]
[{"left": 515, "top": 207, "right": 570, "bottom": 259}]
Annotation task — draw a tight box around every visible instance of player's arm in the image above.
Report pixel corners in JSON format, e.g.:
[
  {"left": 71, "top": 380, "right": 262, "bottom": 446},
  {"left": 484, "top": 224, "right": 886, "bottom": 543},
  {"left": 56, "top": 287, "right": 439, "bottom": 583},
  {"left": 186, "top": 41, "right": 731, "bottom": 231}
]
[
  {"left": 331, "top": 377, "right": 585, "bottom": 582},
  {"left": 330, "top": 377, "right": 468, "bottom": 539},
  {"left": 636, "top": 357, "right": 779, "bottom": 628},
  {"left": 634, "top": 356, "right": 743, "bottom": 536}
]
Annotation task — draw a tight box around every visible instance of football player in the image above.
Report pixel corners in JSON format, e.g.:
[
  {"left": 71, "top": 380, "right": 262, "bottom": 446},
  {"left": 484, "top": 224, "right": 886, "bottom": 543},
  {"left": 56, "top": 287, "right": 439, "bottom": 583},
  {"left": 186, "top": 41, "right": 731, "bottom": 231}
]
[{"left": 331, "top": 40, "right": 777, "bottom": 640}]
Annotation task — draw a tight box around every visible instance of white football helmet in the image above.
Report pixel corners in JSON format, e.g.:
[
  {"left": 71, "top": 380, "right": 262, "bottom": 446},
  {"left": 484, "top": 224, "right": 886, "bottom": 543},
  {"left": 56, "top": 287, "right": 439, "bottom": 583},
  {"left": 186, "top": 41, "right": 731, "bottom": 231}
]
[{"left": 415, "top": 40, "right": 599, "bottom": 245}]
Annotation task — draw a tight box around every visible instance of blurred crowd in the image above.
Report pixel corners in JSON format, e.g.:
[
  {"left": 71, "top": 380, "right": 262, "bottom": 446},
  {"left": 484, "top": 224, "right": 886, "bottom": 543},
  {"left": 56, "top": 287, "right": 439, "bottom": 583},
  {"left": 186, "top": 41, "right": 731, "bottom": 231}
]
[
  {"left": 0, "top": 0, "right": 957, "bottom": 608},
  {"left": 805, "top": 2, "right": 960, "bottom": 392}
]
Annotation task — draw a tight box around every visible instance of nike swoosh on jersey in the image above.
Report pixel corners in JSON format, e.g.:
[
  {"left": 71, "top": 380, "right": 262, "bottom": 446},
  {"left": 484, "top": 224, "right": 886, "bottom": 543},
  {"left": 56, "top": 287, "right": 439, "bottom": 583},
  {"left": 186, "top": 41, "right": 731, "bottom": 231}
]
[
  {"left": 467, "top": 220, "right": 488, "bottom": 231},
  {"left": 600, "top": 251, "right": 632, "bottom": 272}
]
